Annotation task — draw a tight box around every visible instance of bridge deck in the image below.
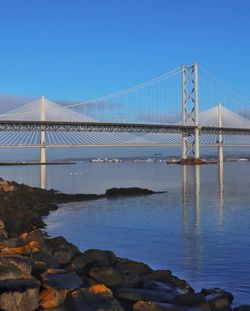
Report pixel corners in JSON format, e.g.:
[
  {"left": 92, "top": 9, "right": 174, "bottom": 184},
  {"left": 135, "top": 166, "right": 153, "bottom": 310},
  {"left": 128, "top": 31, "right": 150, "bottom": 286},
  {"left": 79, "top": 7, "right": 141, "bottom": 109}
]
[{"left": 0, "top": 120, "right": 250, "bottom": 135}]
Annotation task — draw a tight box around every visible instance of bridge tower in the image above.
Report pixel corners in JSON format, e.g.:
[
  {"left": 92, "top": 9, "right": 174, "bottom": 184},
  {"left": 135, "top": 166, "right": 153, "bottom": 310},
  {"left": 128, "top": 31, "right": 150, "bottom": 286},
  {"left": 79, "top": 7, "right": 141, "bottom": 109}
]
[
  {"left": 40, "top": 96, "right": 46, "bottom": 164},
  {"left": 40, "top": 96, "right": 46, "bottom": 189},
  {"left": 181, "top": 63, "right": 200, "bottom": 163}
]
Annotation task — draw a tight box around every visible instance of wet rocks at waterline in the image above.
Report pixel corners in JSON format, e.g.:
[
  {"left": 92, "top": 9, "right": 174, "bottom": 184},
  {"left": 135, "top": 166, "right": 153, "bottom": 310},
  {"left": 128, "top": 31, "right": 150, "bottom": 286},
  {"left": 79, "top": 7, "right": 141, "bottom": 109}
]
[
  {"left": 0, "top": 233, "right": 238, "bottom": 311},
  {"left": 0, "top": 178, "right": 247, "bottom": 310}
]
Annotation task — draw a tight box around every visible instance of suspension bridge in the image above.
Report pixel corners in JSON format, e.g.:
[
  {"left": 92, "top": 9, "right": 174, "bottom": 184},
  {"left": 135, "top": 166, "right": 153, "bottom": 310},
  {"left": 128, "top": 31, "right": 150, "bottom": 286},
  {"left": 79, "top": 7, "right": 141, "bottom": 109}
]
[{"left": 1, "top": 63, "right": 250, "bottom": 166}]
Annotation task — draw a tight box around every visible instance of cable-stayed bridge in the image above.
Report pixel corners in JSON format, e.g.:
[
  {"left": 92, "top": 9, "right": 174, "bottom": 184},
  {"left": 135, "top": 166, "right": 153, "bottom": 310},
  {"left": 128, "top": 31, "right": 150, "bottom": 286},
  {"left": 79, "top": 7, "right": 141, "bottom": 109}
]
[{"left": 1, "top": 63, "right": 250, "bottom": 165}]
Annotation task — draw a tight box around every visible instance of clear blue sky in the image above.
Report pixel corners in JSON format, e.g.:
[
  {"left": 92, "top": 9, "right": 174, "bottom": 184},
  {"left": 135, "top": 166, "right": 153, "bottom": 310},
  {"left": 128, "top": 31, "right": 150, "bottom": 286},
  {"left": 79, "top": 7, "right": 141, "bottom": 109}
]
[{"left": 0, "top": 0, "right": 250, "bottom": 102}]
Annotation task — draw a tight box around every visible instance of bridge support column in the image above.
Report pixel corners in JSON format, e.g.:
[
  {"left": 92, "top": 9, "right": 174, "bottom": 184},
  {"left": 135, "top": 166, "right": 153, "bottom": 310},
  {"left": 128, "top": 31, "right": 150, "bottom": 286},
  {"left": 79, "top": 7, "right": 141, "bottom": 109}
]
[
  {"left": 40, "top": 96, "right": 46, "bottom": 164},
  {"left": 194, "top": 64, "right": 200, "bottom": 160},
  {"left": 40, "top": 164, "right": 46, "bottom": 189},
  {"left": 181, "top": 63, "right": 200, "bottom": 164},
  {"left": 182, "top": 65, "right": 187, "bottom": 160},
  {"left": 40, "top": 96, "right": 46, "bottom": 189}
]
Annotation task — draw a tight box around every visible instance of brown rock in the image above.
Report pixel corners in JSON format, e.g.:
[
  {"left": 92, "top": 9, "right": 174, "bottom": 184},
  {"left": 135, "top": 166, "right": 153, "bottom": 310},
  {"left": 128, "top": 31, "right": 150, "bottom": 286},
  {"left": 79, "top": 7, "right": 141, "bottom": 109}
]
[
  {"left": 0, "top": 237, "right": 25, "bottom": 248},
  {"left": 0, "top": 239, "right": 41, "bottom": 256},
  {"left": 41, "top": 268, "right": 83, "bottom": 290},
  {"left": 0, "top": 219, "right": 8, "bottom": 240},
  {"left": 141, "top": 271, "right": 194, "bottom": 294},
  {"left": 116, "top": 258, "right": 153, "bottom": 275},
  {"left": 207, "top": 296, "right": 232, "bottom": 311},
  {"left": 0, "top": 244, "right": 32, "bottom": 256},
  {"left": 88, "top": 284, "right": 113, "bottom": 297},
  {"left": 133, "top": 300, "right": 180, "bottom": 311},
  {"left": 24, "top": 229, "right": 47, "bottom": 242},
  {"left": 201, "top": 288, "right": 234, "bottom": 302},
  {"left": 21, "top": 230, "right": 50, "bottom": 254},
  {"left": 122, "top": 272, "right": 141, "bottom": 288},
  {"left": 28, "top": 240, "right": 41, "bottom": 252},
  {"left": 81, "top": 276, "right": 99, "bottom": 288},
  {"left": 0, "top": 181, "right": 14, "bottom": 192},
  {"left": 133, "top": 300, "right": 212, "bottom": 311},
  {"left": 66, "top": 249, "right": 117, "bottom": 274},
  {"left": 0, "top": 287, "right": 39, "bottom": 311},
  {"left": 45, "top": 236, "right": 80, "bottom": 265},
  {"left": 71, "top": 287, "right": 125, "bottom": 310},
  {"left": 117, "top": 288, "right": 177, "bottom": 303},
  {"left": 3, "top": 254, "right": 33, "bottom": 274},
  {"left": 0, "top": 256, "right": 24, "bottom": 281},
  {"left": 170, "top": 293, "right": 206, "bottom": 306},
  {"left": 0, "top": 257, "right": 40, "bottom": 310},
  {"left": 141, "top": 270, "right": 172, "bottom": 283},
  {"left": 89, "top": 265, "right": 124, "bottom": 287},
  {"left": 39, "top": 288, "right": 67, "bottom": 309},
  {"left": 31, "top": 252, "right": 60, "bottom": 271}
]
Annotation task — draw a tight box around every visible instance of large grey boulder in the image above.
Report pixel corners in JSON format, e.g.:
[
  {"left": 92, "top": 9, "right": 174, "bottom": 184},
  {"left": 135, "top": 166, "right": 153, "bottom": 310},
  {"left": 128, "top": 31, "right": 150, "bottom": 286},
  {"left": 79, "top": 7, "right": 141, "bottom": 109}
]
[
  {"left": 0, "top": 287, "right": 39, "bottom": 311},
  {"left": 71, "top": 287, "right": 125, "bottom": 311},
  {"left": 170, "top": 292, "right": 207, "bottom": 306},
  {"left": 117, "top": 287, "right": 178, "bottom": 303},
  {"left": 41, "top": 268, "right": 83, "bottom": 290},
  {"left": 89, "top": 265, "right": 124, "bottom": 287},
  {"left": 141, "top": 270, "right": 194, "bottom": 294},
  {"left": 133, "top": 300, "right": 212, "bottom": 311},
  {"left": 116, "top": 258, "right": 153, "bottom": 275},
  {"left": 45, "top": 236, "right": 80, "bottom": 265},
  {"left": 4, "top": 254, "right": 33, "bottom": 274},
  {"left": 66, "top": 249, "right": 117, "bottom": 274},
  {"left": 0, "top": 257, "right": 40, "bottom": 311},
  {"left": 201, "top": 288, "right": 233, "bottom": 311}
]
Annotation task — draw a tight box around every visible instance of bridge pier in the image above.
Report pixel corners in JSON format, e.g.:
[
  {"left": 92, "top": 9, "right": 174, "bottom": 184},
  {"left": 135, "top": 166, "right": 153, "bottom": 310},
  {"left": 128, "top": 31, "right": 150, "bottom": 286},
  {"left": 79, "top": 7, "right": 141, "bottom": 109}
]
[
  {"left": 40, "top": 96, "right": 46, "bottom": 189},
  {"left": 182, "top": 65, "right": 187, "bottom": 161},
  {"left": 40, "top": 96, "right": 46, "bottom": 164},
  {"left": 181, "top": 63, "right": 200, "bottom": 164},
  {"left": 40, "top": 164, "right": 46, "bottom": 189},
  {"left": 194, "top": 64, "right": 200, "bottom": 160}
]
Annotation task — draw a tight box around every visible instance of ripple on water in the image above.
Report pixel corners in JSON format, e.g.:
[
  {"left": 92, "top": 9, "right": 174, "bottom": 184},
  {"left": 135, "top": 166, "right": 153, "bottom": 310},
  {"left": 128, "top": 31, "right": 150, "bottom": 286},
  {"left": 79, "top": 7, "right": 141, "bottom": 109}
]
[{"left": 0, "top": 162, "right": 249, "bottom": 304}]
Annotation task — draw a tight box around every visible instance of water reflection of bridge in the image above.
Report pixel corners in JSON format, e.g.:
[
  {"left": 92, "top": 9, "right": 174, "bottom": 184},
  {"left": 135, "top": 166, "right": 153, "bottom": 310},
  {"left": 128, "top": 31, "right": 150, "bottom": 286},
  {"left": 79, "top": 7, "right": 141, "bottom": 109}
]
[
  {"left": 182, "top": 162, "right": 224, "bottom": 277},
  {"left": 183, "top": 161, "right": 224, "bottom": 230}
]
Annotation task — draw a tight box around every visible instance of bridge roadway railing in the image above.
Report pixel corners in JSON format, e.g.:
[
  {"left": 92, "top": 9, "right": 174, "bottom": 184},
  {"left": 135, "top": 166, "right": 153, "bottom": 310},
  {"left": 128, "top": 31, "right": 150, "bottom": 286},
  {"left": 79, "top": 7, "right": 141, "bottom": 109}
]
[{"left": 1, "top": 120, "right": 250, "bottom": 136}]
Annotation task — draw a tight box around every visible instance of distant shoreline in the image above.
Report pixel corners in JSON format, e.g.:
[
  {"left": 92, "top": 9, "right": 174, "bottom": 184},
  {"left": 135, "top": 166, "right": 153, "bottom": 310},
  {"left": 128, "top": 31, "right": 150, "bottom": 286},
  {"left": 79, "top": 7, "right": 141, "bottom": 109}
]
[{"left": 0, "top": 162, "right": 76, "bottom": 166}]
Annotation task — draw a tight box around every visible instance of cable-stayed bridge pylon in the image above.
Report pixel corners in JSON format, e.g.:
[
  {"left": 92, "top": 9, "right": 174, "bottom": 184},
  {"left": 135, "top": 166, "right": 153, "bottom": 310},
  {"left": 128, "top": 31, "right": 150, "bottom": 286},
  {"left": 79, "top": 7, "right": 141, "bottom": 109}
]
[{"left": 1, "top": 63, "right": 250, "bottom": 166}]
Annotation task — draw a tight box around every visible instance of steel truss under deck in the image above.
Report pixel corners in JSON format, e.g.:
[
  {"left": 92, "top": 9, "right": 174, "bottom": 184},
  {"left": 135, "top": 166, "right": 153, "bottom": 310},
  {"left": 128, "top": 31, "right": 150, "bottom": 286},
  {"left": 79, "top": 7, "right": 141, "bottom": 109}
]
[{"left": 0, "top": 120, "right": 250, "bottom": 136}]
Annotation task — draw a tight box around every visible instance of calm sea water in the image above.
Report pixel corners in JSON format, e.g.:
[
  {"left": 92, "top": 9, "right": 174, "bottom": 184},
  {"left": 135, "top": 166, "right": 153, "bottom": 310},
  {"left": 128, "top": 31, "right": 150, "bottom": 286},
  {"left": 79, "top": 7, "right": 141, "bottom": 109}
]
[{"left": 0, "top": 162, "right": 249, "bottom": 304}]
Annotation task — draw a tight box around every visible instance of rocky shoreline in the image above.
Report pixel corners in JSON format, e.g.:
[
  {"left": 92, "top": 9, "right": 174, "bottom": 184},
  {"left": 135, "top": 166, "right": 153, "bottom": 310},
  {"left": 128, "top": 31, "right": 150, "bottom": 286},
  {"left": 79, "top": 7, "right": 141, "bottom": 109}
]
[{"left": 0, "top": 178, "right": 248, "bottom": 310}]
